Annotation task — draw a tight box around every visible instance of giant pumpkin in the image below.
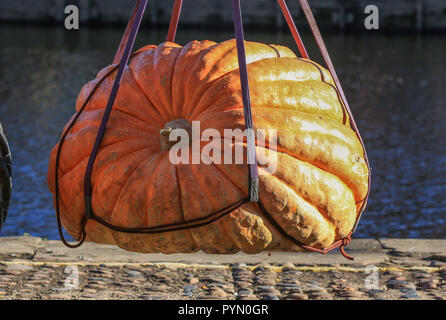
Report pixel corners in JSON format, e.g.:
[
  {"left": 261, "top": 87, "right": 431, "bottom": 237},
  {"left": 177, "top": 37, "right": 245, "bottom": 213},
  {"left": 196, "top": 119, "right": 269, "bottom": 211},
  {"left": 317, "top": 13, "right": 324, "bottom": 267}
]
[{"left": 47, "top": 39, "right": 369, "bottom": 254}]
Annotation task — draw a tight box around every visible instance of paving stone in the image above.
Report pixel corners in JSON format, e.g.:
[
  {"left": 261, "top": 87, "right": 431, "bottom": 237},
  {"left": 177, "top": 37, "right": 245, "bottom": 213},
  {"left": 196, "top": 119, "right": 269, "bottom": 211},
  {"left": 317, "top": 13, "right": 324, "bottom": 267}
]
[
  {"left": 6, "top": 265, "right": 33, "bottom": 271},
  {"left": 182, "top": 290, "right": 193, "bottom": 297},
  {"left": 188, "top": 277, "right": 199, "bottom": 285},
  {"left": 206, "top": 287, "right": 229, "bottom": 298},
  {"left": 256, "top": 286, "right": 281, "bottom": 295},
  {"left": 386, "top": 279, "right": 410, "bottom": 289},
  {"left": 421, "top": 280, "right": 438, "bottom": 290},
  {"left": 255, "top": 279, "right": 276, "bottom": 286},
  {"left": 183, "top": 285, "right": 197, "bottom": 291},
  {"left": 238, "top": 295, "right": 259, "bottom": 300},
  {"left": 287, "top": 293, "right": 309, "bottom": 300},
  {"left": 48, "top": 293, "right": 72, "bottom": 300},
  {"left": 237, "top": 289, "right": 253, "bottom": 296},
  {"left": 305, "top": 285, "right": 327, "bottom": 294},
  {"left": 401, "top": 291, "right": 419, "bottom": 299},
  {"left": 124, "top": 270, "right": 145, "bottom": 278},
  {"left": 83, "top": 288, "right": 98, "bottom": 294}
]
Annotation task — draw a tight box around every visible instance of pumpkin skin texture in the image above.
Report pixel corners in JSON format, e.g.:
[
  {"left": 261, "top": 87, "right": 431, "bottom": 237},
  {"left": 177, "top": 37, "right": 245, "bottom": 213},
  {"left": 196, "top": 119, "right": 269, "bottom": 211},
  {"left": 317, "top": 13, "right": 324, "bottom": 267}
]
[{"left": 47, "top": 39, "right": 369, "bottom": 254}]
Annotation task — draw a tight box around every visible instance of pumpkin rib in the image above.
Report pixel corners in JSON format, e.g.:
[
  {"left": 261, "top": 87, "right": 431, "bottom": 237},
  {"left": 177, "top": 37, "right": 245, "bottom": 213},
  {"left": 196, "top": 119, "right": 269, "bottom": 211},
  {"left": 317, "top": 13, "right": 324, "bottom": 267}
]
[
  {"left": 248, "top": 80, "right": 345, "bottom": 123},
  {"left": 259, "top": 141, "right": 365, "bottom": 204},
  {"left": 70, "top": 108, "right": 159, "bottom": 136},
  {"left": 129, "top": 155, "right": 197, "bottom": 253},
  {"left": 108, "top": 108, "right": 160, "bottom": 134},
  {"left": 188, "top": 70, "right": 242, "bottom": 120},
  {"left": 57, "top": 143, "right": 157, "bottom": 207},
  {"left": 192, "top": 58, "right": 339, "bottom": 120},
  {"left": 187, "top": 41, "right": 291, "bottom": 119},
  {"left": 269, "top": 150, "right": 356, "bottom": 237},
  {"left": 58, "top": 138, "right": 159, "bottom": 182},
  {"left": 183, "top": 40, "right": 277, "bottom": 116},
  {"left": 295, "top": 58, "right": 349, "bottom": 126},
  {"left": 209, "top": 140, "right": 354, "bottom": 238},
  {"left": 203, "top": 133, "right": 364, "bottom": 205},
  {"left": 75, "top": 76, "right": 106, "bottom": 113},
  {"left": 173, "top": 40, "right": 219, "bottom": 118},
  {"left": 259, "top": 174, "right": 336, "bottom": 248},
  {"left": 210, "top": 159, "right": 334, "bottom": 247},
  {"left": 65, "top": 124, "right": 150, "bottom": 149},
  {"left": 93, "top": 148, "right": 159, "bottom": 223},
  {"left": 127, "top": 64, "right": 171, "bottom": 123},
  {"left": 147, "top": 42, "right": 185, "bottom": 120},
  {"left": 59, "top": 130, "right": 158, "bottom": 174},
  {"left": 207, "top": 107, "right": 362, "bottom": 153},
  {"left": 57, "top": 157, "right": 88, "bottom": 239},
  {"left": 109, "top": 152, "right": 165, "bottom": 229},
  {"left": 197, "top": 106, "right": 367, "bottom": 202},
  {"left": 187, "top": 161, "right": 240, "bottom": 252},
  {"left": 197, "top": 85, "right": 344, "bottom": 129},
  {"left": 58, "top": 186, "right": 81, "bottom": 239},
  {"left": 184, "top": 41, "right": 277, "bottom": 116},
  {"left": 169, "top": 45, "right": 185, "bottom": 119},
  {"left": 179, "top": 160, "right": 239, "bottom": 253},
  {"left": 173, "top": 165, "right": 196, "bottom": 248},
  {"left": 208, "top": 160, "right": 313, "bottom": 245},
  {"left": 77, "top": 64, "right": 166, "bottom": 126},
  {"left": 197, "top": 119, "right": 366, "bottom": 204},
  {"left": 263, "top": 168, "right": 338, "bottom": 236},
  {"left": 128, "top": 54, "right": 176, "bottom": 122}
]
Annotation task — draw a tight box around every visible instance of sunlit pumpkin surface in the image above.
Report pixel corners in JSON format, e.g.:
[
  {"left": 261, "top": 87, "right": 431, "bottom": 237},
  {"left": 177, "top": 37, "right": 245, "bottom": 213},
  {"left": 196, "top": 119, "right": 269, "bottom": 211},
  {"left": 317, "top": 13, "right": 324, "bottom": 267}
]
[{"left": 48, "top": 39, "right": 369, "bottom": 254}]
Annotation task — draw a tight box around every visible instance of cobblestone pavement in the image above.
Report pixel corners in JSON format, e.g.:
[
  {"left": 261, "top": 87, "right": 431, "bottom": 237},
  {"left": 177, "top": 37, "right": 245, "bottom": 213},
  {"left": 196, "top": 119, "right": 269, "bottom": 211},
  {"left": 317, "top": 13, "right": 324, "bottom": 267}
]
[
  {"left": 0, "top": 263, "right": 445, "bottom": 300},
  {"left": 0, "top": 237, "right": 445, "bottom": 300}
]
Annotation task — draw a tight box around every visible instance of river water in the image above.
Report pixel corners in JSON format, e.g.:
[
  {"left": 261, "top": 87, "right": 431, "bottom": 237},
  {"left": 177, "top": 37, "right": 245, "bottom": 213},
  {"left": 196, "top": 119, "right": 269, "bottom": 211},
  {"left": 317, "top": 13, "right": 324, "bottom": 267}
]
[{"left": 0, "top": 25, "right": 445, "bottom": 240}]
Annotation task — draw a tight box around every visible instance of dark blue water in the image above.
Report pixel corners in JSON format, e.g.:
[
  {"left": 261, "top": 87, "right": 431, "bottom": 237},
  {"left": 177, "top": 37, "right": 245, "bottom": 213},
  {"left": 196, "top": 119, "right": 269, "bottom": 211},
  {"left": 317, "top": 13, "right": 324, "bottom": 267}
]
[{"left": 0, "top": 26, "right": 445, "bottom": 240}]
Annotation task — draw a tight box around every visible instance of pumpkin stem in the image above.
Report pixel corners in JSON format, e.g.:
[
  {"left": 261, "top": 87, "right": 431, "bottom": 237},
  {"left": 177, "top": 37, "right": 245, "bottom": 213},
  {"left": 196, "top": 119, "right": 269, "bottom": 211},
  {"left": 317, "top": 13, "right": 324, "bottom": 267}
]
[{"left": 160, "top": 118, "right": 192, "bottom": 151}]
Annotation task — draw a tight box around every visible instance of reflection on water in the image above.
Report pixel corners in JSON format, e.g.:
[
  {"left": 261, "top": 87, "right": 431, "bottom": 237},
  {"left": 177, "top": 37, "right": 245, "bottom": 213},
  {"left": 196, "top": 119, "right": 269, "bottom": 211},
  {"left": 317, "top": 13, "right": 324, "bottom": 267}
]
[{"left": 0, "top": 26, "right": 445, "bottom": 240}]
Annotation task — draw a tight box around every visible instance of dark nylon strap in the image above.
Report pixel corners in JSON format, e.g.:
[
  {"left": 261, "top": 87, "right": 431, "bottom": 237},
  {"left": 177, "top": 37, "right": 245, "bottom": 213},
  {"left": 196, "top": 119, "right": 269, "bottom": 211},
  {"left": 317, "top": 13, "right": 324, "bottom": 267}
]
[
  {"left": 83, "top": 0, "right": 148, "bottom": 222},
  {"left": 231, "top": 0, "right": 259, "bottom": 202}
]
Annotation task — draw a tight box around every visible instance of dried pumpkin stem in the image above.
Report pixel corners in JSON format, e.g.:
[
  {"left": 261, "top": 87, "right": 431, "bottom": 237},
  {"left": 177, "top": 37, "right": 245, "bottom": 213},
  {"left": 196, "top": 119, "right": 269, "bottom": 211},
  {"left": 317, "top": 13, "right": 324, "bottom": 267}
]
[{"left": 159, "top": 118, "right": 192, "bottom": 151}]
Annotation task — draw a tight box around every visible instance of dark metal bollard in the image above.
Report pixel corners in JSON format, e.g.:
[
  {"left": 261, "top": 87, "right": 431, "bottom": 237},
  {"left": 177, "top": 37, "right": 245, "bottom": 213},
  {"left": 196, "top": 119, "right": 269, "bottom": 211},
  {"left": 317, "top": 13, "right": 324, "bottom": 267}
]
[{"left": 0, "top": 123, "right": 12, "bottom": 231}]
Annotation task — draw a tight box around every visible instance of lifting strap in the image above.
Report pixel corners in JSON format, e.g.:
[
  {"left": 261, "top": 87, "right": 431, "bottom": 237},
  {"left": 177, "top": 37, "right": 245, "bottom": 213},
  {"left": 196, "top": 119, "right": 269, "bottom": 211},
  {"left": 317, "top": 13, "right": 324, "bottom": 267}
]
[{"left": 54, "top": 0, "right": 370, "bottom": 260}]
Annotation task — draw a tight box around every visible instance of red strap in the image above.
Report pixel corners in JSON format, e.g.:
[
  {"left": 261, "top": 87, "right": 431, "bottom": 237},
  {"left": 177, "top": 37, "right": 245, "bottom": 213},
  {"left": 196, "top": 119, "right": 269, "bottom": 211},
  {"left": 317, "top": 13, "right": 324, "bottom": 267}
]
[
  {"left": 167, "top": 0, "right": 183, "bottom": 42},
  {"left": 277, "top": 0, "right": 309, "bottom": 59},
  {"left": 297, "top": 0, "right": 371, "bottom": 233},
  {"left": 113, "top": 0, "right": 141, "bottom": 64}
]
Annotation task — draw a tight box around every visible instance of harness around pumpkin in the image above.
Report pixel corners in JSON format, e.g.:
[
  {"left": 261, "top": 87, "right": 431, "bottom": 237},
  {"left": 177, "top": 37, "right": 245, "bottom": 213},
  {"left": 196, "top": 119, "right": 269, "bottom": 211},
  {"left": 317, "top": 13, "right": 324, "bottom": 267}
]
[{"left": 54, "top": 0, "right": 371, "bottom": 260}]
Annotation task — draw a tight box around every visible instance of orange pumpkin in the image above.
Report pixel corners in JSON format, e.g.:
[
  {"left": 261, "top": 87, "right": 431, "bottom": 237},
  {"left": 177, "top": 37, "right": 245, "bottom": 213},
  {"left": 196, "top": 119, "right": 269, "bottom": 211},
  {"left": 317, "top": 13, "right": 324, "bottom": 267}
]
[{"left": 47, "top": 39, "right": 369, "bottom": 254}]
